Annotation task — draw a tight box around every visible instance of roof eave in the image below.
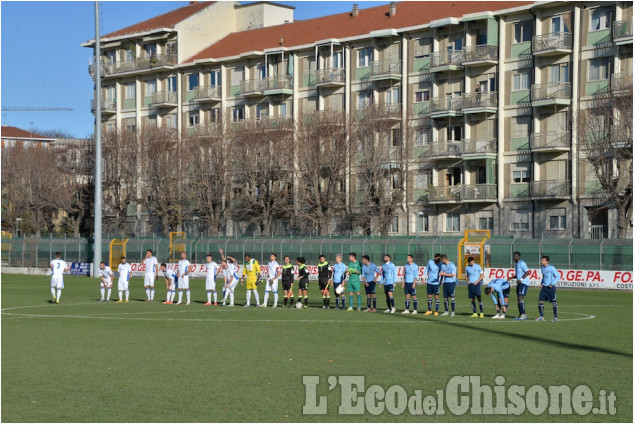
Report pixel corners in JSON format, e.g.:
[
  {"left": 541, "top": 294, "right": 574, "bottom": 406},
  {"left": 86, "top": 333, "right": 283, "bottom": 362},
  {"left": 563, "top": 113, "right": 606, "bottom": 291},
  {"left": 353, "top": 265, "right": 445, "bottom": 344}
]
[{"left": 81, "top": 27, "right": 176, "bottom": 48}]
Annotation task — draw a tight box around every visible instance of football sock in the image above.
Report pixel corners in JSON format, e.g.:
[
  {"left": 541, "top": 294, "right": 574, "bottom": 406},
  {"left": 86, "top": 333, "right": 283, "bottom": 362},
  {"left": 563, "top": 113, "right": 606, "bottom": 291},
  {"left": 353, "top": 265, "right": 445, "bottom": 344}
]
[
  {"left": 471, "top": 300, "right": 476, "bottom": 312},
  {"left": 100, "top": 287, "right": 105, "bottom": 299},
  {"left": 451, "top": 298, "right": 455, "bottom": 312},
  {"left": 264, "top": 291, "right": 270, "bottom": 306},
  {"left": 246, "top": 291, "right": 251, "bottom": 306},
  {"left": 367, "top": 297, "right": 371, "bottom": 308},
  {"left": 207, "top": 291, "right": 212, "bottom": 303},
  {"left": 274, "top": 292, "right": 278, "bottom": 307},
  {"left": 166, "top": 290, "right": 171, "bottom": 301},
  {"left": 51, "top": 287, "right": 56, "bottom": 298},
  {"left": 213, "top": 291, "right": 217, "bottom": 303},
  {"left": 372, "top": 297, "right": 376, "bottom": 309},
  {"left": 106, "top": 288, "right": 111, "bottom": 300},
  {"left": 178, "top": 291, "right": 183, "bottom": 303},
  {"left": 229, "top": 292, "right": 234, "bottom": 304},
  {"left": 341, "top": 296, "right": 346, "bottom": 309},
  {"left": 479, "top": 302, "right": 483, "bottom": 313},
  {"left": 444, "top": 299, "right": 449, "bottom": 311},
  {"left": 552, "top": 301, "right": 558, "bottom": 318},
  {"left": 324, "top": 296, "right": 328, "bottom": 307},
  {"left": 150, "top": 289, "right": 155, "bottom": 300},
  {"left": 290, "top": 296, "right": 294, "bottom": 305},
  {"left": 304, "top": 296, "right": 308, "bottom": 306},
  {"left": 385, "top": 293, "right": 390, "bottom": 308},
  {"left": 145, "top": 288, "right": 150, "bottom": 299},
  {"left": 284, "top": 296, "right": 288, "bottom": 307},
  {"left": 348, "top": 295, "right": 353, "bottom": 307},
  {"left": 390, "top": 296, "right": 395, "bottom": 308},
  {"left": 428, "top": 299, "right": 432, "bottom": 311},
  {"left": 538, "top": 303, "right": 544, "bottom": 316},
  {"left": 405, "top": 299, "right": 410, "bottom": 310},
  {"left": 186, "top": 290, "right": 190, "bottom": 304},
  {"left": 435, "top": 299, "right": 440, "bottom": 311},
  {"left": 253, "top": 289, "right": 260, "bottom": 305},
  {"left": 56, "top": 289, "right": 62, "bottom": 301},
  {"left": 119, "top": 290, "right": 123, "bottom": 300},
  {"left": 335, "top": 297, "right": 340, "bottom": 308},
  {"left": 325, "top": 296, "right": 329, "bottom": 307},
  {"left": 413, "top": 299, "right": 418, "bottom": 311},
  {"left": 357, "top": 294, "right": 362, "bottom": 309},
  {"left": 171, "top": 290, "right": 176, "bottom": 302},
  {"left": 519, "top": 300, "right": 525, "bottom": 315}
]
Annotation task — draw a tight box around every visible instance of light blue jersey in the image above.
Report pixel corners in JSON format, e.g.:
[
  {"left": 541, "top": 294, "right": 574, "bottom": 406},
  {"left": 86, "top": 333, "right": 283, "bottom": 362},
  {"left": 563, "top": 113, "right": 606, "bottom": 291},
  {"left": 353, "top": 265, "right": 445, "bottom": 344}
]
[
  {"left": 424, "top": 259, "right": 440, "bottom": 284},
  {"left": 332, "top": 262, "right": 348, "bottom": 283},
  {"left": 441, "top": 261, "right": 457, "bottom": 283},
  {"left": 488, "top": 278, "right": 509, "bottom": 305},
  {"left": 362, "top": 263, "right": 379, "bottom": 283},
  {"left": 381, "top": 262, "right": 397, "bottom": 285},
  {"left": 465, "top": 263, "right": 483, "bottom": 284},
  {"left": 541, "top": 265, "right": 560, "bottom": 286},
  {"left": 404, "top": 263, "right": 418, "bottom": 284},
  {"left": 515, "top": 260, "right": 530, "bottom": 285}
]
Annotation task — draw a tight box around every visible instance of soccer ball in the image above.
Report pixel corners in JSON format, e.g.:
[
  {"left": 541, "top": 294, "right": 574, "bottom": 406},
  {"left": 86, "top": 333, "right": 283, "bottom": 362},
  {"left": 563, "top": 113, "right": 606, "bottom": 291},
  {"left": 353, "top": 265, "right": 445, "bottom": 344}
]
[{"left": 296, "top": 302, "right": 303, "bottom": 309}]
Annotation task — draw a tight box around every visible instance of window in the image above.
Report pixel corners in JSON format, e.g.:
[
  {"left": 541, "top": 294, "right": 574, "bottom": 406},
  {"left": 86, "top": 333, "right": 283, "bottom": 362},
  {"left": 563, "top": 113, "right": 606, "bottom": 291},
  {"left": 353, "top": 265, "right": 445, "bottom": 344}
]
[
  {"left": 513, "top": 116, "right": 531, "bottom": 138},
  {"left": 514, "top": 21, "right": 533, "bottom": 43},
  {"left": 416, "top": 214, "right": 429, "bottom": 232},
  {"left": 146, "top": 115, "right": 157, "bottom": 128},
  {"left": 590, "top": 8, "right": 611, "bottom": 31},
  {"left": 476, "top": 29, "right": 488, "bottom": 46},
  {"left": 415, "top": 89, "right": 430, "bottom": 103},
  {"left": 414, "top": 38, "right": 432, "bottom": 58},
  {"left": 415, "top": 128, "right": 430, "bottom": 146},
  {"left": 105, "top": 86, "right": 115, "bottom": 100},
  {"left": 106, "top": 50, "right": 116, "bottom": 64},
  {"left": 168, "top": 76, "right": 177, "bottom": 92},
  {"left": 391, "top": 173, "right": 400, "bottom": 189},
  {"left": 146, "top": 79, "right": 157, "bottom": 96},
  {"left": 479, "top": 215, "right": 494, "bottom": 230},
  {"left": 446, "top": 125, "right": 462, "bottom": 141},
  {"left": 513, "top": 70, "right": 531, "bottom": 91},
  {"left": 123, "top": 118, "right": 135, "bottom": 133},
  {"left": 550, "top": 63, "right": 570, "bottom": 83},
  {"left": 125, "top": 48, "right": 135, "bottom": 62},
  {"left": 589, "top": 57, "right": 610, "bottom": 81},
  {"left": 414, "top": 172, "right": 430, "bottom": 189},
  {"left": 165, "top": 113, "right": 177, "bottom": 129},
  {"left": 188, "top": 112, "right": 199, "bottom": 127},
  {"left": 210, "top": 70, "right": 221, "bottom": 86},
  {"left": 511, "top": 209, "right": 530, "bottom": 231},
  {"left": 386, "top": 87, "right": 399, "bottom": 105},
  {"left": 231, "top": 68, "right": 244, "bottom": 85},
  {"left": 188, "top": 74, "right": 199, "bottom": 91},
  {"left": 512, "top": 169, "right": 531, "bottom": 183},
  {"left": 125, "top": 82, "right": 136, "bottom": 99},
  {"left": 232, "top": 106, "right": 245, "bottom": 122},
  {"left": 391, "top": 129, "right": 400, "bottom": 147},
  {"left": 547, "top": 208, "right": 566, "bottom": 230},
  {"left": 357, "top": 91, "right": 371, "bottom": 108},
  {"left": 332, "top": 51, "right": 344, "bottom": 69},
  {"left": 391, "top": 216, "right": 399, "bottom": 233},
  {"left": 446, "top": 213, "right": 460, "bottom": 232},
  {"left": 551, "top": 15, "right": 570, "bottom": 34},
  {"left": 358, "top": 47, "right": 372, "bottom": 67},
  {"left": 106, "top": 123, "right": 116, "bottom": 133},
  {"left": 280, "top": 103, "right": 288, "bottom": 117},
  {"left": 256, "top": 102, "right": 268, "bottom": 119},
  {"left": 144, "top": 44, "right": 156, "bottom": 57},
  {"left": 449, "top": 37, "right": 463, "bottom": 51}
]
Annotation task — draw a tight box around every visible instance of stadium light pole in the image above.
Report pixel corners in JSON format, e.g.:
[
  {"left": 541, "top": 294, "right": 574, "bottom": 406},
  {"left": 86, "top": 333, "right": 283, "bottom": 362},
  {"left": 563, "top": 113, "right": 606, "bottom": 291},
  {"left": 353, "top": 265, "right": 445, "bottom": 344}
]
[{"left": 93, "top": 0, "right": 102, "bottom": 277}]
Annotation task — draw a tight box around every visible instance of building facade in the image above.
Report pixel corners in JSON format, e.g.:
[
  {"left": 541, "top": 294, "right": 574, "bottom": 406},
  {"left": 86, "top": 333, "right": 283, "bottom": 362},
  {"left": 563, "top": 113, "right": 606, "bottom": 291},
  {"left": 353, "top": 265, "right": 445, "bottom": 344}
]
[{"left": 83, "top": 1, "right": 633, "bottom": 238}]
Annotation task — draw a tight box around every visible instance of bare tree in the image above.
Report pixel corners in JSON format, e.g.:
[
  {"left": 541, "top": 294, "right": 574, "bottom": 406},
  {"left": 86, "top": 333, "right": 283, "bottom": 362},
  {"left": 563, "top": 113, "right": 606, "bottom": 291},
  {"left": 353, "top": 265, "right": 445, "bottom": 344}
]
[
  {"left": 230, "top": 119, "right": 295, "bottom": 236},
  {"left": 579, "top": 81, "right": 633, "bottom": 238},
  {"left": 295, "top": 111, "right": 348, "bottom": 235}
]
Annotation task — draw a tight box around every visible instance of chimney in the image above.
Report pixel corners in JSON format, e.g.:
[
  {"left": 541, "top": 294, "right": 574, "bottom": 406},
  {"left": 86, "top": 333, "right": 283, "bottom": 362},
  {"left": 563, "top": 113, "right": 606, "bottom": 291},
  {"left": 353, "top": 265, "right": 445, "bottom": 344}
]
[
  {"left": 389, "top": 2, "right": 396, "bottom": 17},
  {"left": 352, "top": 4, "right": 359, "bottom": 17},
  {"left": 189, "top": 1, "right": 198, "bottom": 5}
]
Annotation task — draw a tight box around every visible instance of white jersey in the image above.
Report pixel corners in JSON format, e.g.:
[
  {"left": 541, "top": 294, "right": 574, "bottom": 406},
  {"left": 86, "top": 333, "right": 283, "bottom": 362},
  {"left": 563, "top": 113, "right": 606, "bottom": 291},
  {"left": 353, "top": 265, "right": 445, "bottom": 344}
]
[
  {"left": 225, "top": 262, "right": 238, "bottom": 281},
  {"left": 100, "top": 266, "right": 113, "bottom": 283},
  {"left": 50, "top": 259, "right": 67, "bottom": 275},
  {"left": 144, "top": 256, "right": 158, "bottom": 275},
  {"left": 118, "top": 263, "right": 131, "bottom": 281},
  {"left": 267, "top": 261, "right": 280, "bottom": 279},
  {"left": 206, "top": 262, "right": 220, "bottom": 280},
  {"left": 178, "top": 259, "right": 191, "bottom": 276}
]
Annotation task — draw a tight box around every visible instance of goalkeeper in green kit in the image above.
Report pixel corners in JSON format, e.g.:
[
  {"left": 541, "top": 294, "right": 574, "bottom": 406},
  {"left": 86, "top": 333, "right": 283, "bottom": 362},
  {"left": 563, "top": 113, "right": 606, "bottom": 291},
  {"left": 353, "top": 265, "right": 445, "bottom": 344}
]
[{"left": 346, "top": 252, "right": 363, "bottom": 311}]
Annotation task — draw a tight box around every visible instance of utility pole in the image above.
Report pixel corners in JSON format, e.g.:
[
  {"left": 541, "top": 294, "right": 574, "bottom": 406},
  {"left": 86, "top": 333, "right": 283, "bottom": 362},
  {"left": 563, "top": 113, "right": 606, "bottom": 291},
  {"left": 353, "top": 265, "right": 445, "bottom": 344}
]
[{"left": 93, "top": 0, "right": 102, "bottom": 277}]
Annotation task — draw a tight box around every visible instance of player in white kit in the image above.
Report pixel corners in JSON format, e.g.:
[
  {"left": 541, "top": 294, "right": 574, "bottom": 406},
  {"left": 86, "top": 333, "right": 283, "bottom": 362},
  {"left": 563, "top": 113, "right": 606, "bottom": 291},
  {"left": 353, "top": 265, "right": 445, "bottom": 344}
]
[
  {"left": 99, "top": 261, "right": 114, "bottom": 302},
  {"left": 262, "top": 253, "right": 280, "bottom": 308},
  {"left": 161, "top": 263, "right": 176, "bottom": 304},
  {"left": 176, "top": 252, "right": 191, "bottom": 305},
  {"left": 116, "top": 256, "right": 132, "bottom": 303},
  {"left": 204, "top": 254, "right": 220, "bottom": 306},
  {"left": 50, "top": 252, "right": 69, "bottom": 304},
  {"left": 143, "top": 249, "right": 158, "bottom": 302},
  {"left": 220, "top": 255, "right": 239, "bottom": 306}
]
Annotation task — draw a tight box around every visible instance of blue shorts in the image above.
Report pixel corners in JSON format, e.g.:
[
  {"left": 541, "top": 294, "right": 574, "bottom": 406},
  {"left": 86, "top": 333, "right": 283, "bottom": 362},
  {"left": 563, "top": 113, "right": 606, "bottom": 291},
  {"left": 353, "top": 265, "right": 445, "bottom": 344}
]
[
  {"left": 468, "top": 283, "right": 481, "bottom": 298},
  {"left": 364, "top": 282, "right": 376, "bottom": 295},
  {"left": 517, "top": 283, "right": 529, "bottom": 297},
  {"left": 443, "top": 281, "right": 456, "bottom": 298},
  {"left": 427, "top": 283, "right": 440, "bottom": 296},
  {"left": 539, "top": 286, "right": 557, "bottom": 302},
  {"left": 383, "top": 284, "right": 395, "bottom": 294},
  {"left": 404, "top": 282, "right": 417, "bottom": 296}
]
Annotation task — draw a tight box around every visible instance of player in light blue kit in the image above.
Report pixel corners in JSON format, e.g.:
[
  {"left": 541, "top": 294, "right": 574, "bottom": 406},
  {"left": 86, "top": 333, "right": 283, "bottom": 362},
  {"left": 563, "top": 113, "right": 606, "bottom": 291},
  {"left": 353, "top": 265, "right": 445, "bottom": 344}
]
[
  {"left": 513, "top": 251, "right": 531, "bottom": 320},
  {"left": 464, "top": 256, "right": 484, "bottom": 318},
  {"left": 332, "top": 254, "right": 348, "bottom": 310},
  {"left": 439, "top": 254, "right": 457, "bottom": 316},
  {"left": 361, "top": 255, "right": 379, "bottom": 312},
  {"left": 484, "top": 278, "right": 511, "bottom": 319},
  {"left": 423, "top": 253, "right": 442, "bottom": 316},
  {"left": 536, "top": 255, "right": 560, "bottom": 322},
  {"left": 402, "top": 254, "right": 419, "bottom": 314},
  {"left": 380, "top": 254, "right": 397, "bottom": 314}
]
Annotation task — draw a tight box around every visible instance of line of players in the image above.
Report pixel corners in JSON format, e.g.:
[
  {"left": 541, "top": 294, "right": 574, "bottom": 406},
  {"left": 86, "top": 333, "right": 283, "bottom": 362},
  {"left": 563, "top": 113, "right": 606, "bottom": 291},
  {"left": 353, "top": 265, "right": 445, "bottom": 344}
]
[{"left": 56, "top": 247, "right": 560, "bottom": 321}]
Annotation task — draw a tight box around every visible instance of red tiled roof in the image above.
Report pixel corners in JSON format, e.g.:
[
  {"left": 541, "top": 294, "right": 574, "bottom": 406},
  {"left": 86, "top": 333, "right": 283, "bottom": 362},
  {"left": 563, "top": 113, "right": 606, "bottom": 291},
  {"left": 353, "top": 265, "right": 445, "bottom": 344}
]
[
  {"left": 102, "top": 1, "right": 215, "bottom": 39},
  {"left": 186, "top": 1, "right": 532, "bottom": 62},
  {"left": 1, "top": 126, "right": 51, "bottom": 140}
]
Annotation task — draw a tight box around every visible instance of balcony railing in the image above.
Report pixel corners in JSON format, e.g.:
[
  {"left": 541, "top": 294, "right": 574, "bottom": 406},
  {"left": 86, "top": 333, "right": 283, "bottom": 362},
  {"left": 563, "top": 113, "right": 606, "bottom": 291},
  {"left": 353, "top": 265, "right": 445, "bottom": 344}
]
[
  {"left": 422, "top": 141, "right": 462, "bottom": 158},
  {"left": 461, "top": 92, "right": 498, "bottom": 109},
  {"left": 611, "top": 73, "right": 633, "bottom": 92},
  {"left": 430, "top": 50, "right": 463, "bottom": 69},
  {"left": 532, "top": 32, "right": 572, "bottom": 54},
  {"left": 90, "top": 98, "right": 116, "bottom": 113},
  {"left": 610, "top": 124, "right": 632, "bottom": 149},
  {"left": 530, "top": 180, "right": 571, "bottom": 198},
  {"left": 531, "top": 82, "right": 571, "bottom": 102},
  {"left": 461, "top": 184, "right": 497, "bottom": 201},
  {"left": 312, "top": 68, "right": 346, "bottom": 86},
  {"left": 372, "top": 103, "right": 402, "bottom": 118},
  {"left": 262, "top": 75, "right": 293, "bottom": 92},
  {"left": 530, "top": 131, "right": 570, "bottom": 150},
  {"left": 193, "top": 86, "right": 221, "bottom": 101},
  {"left": 430, "top": 96, "right": 463, "bottom": 114},
  {"left": 613, "top": 19, "right": 633, "bottom": 41},
  {"left": 134, "top": 54, "right": 177, "bottom": 71},
  {"left": 369, "top": 60, "right": 402, "bottom": 77},
  {"left": 95, "top": 54, "right": 176, "bottom": 75},
  {"left": 151, "top": 91, "right": 177, "bottom": 106},
  {"left": 461, "top": 138, "right": 497, "bottom": 155},
  {"left": 428, "top": 186, "right": 461, "bottom": 202},
  {"left": 88, "top": 61, "right": 116, "bottom": 78},
  {"left": 462, "top": 45, "right": 498, "bottom": 63},
  {"left": 240, "top": 79, "right": 264, "bottom": 95}
]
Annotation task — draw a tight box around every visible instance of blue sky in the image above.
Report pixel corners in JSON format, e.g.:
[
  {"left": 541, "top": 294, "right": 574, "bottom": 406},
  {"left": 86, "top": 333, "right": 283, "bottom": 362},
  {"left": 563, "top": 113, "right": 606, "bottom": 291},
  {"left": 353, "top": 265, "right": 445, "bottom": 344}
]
[{"left": 1, "top": 1, "right": 388, "bottom": 138}]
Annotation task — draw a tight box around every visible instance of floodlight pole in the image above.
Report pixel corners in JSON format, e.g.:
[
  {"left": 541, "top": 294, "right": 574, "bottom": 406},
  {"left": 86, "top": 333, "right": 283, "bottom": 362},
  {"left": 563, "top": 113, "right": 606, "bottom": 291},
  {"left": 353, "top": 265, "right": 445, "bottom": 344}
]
[{"left": 93, "top": 0, "right": 102, "bottom": 277}]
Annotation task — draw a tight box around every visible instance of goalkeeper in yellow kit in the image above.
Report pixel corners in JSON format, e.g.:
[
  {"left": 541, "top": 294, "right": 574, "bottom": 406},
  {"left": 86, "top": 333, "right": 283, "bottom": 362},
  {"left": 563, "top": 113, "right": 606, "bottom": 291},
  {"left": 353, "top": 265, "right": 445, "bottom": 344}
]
[{"left": 242, "top": 253, "right": 261, "bottom": 307}]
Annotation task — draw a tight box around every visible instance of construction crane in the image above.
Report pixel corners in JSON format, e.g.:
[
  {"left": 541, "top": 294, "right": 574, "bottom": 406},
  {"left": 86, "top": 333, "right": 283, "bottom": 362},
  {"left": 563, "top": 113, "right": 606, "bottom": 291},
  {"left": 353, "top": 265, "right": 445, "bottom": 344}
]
[{"left": 1, "top": 107, "right": 73, "bottom": 111}]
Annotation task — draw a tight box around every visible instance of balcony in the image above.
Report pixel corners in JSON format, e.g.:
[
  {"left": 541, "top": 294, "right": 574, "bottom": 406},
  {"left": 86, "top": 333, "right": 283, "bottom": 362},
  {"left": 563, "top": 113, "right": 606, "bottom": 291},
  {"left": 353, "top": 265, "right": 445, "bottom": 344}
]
[
  {"left": 461, "top": 184, "right": 497, "bottom": 202},
  {"left": 428, "top": 186, "right": 461, "bottom": 203},
  {"left": 611, "top": 73, "right": 632, "bottom": 95},
  {"left": 150, "top": 91, "right": 177, "bottom": 108},
  {"left": 461, "top": 92, "right": 497, "bottom": 114},
  {"left": 430, "top": 50, "right": 463, "bottom": 72},
  {"left": 90, "top": 98, "right": 116, "bottom": 115},
  {"left": 369, "top": 60, "right": 402, "bottom": 81},
  {"left": 92, "top": 54, "right": 176, "bottom": 77},
  {"left": 311, "top": 68, "right": 346, "bottom": 88},
  {"left": 262, "top": 75, "right": 293, "bottom": 95},
  {"left": 532, "top": 32, "right": 572, "bottom": 56},
  {"left": 240, "top": 79, "right": 264, "bottom": 97},
  {"left": 530, "top": 180, "right": 571, "bottom": 199},
  {"left": 610, "top": 124, "right": 632, "bottom": 149},
  {"left": 88, "top": 61, "right": 115, "bottom": 78},
  {"left": 531, "top": 82, "right": 571, "bottom": 107},
  {"left": 429, "top": 96, "right": 463, "bottom": 118},
  {"left": 461, "top": 138, "right": 497, "bottom": 158},
  {"left": 421, "top": 141, "right": 462, "bottom": 159},
  {"left": 613, "top": 19, "right": 633, "bottom": 44},
  {"left": 462, "top": 45, "right": 498, "bottom": 66},
  {"left": 261, "top": 116, "right": 294, "bottom": 132},
  {"left": 372, "top": 103, "right": 402, "bottom": 122},
  {"left": 530, "top": 131, "right": 570, "bottom": 152},
  {"left": 192, "top": 86, "right": 221, "bottom": 103}
]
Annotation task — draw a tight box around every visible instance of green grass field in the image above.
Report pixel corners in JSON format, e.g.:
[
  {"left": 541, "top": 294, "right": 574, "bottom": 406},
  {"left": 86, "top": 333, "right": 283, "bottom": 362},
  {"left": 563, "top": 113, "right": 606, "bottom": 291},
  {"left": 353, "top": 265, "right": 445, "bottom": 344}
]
[{"left": 1, "top": 273, "right": 632, "bottom": 422}]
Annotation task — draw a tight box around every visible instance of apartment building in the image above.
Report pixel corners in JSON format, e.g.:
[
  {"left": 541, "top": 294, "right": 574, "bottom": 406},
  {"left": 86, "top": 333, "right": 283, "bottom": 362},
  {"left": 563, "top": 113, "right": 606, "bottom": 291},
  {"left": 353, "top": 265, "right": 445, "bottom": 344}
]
[{"left": 84, "top": 1, "right": 633, "bottom": 239}]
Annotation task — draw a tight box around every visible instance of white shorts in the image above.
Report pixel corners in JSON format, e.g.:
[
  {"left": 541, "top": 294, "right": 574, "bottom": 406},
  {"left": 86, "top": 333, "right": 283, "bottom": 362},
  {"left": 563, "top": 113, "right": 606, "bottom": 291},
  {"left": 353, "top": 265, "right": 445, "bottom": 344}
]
[
  {"left": 118, "top": 279, "right": 129, "bottom": 291},
  {"left": 265, "top": 278, "right": 278, "bottom": 292},
  {"left": 224, "top": 278, "right": 238, "bottom": 292},
  {"left": 167, "top": 279, "right": 175, "bottom": 291},
  {"left": 51, "top": 274, "right": 64, "bottom": 289},
  {"left": 205, "top": 276, "right": 217, "bottom": 291},
  {"left": 100, "top": 280, "right": 112, "bottom": 288},
  {"left": 144, "top": 274, "right": 155, "bottom": 287},
  {"left": 179, "top": 275, "right": 190, "bottom": 290}
]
